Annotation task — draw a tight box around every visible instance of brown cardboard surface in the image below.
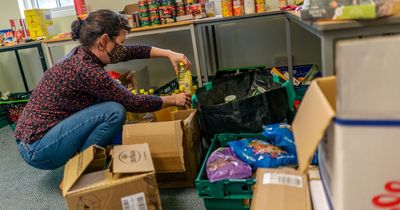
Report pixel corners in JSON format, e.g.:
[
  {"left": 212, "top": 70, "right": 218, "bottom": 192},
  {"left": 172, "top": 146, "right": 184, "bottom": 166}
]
[
  {"left": 66, "top": 171, "right": 162, "bottom": 210},
  {"left": 156, "top": 110, "right": 203, "bottom": 188},
  {"left": 123, "top": 4, "right": 139, "bottom": 15},
  {"left": 113, "top": 143, "right": 154, "bottom": 174},
  {"left": 62, "top": 146, "right": 106, "bottom": 196},
  {"left": 292, "top": 76, "right": 336, "bottom": 173},
  {"left": 62, "top": 144, "right": 162, "bottom": 210},
  {"left": 251, "top": 168, "right": 311, "bottom": 210},
  {"left": 123, "top": 120, "right": 185, "bottom": 172}
]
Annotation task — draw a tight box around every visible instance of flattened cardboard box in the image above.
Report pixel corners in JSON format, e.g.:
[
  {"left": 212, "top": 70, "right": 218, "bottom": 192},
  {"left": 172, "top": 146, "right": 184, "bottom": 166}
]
[
  {"left": 62, "top": 144, "right": 162, "bottom": 210},
  {"left": 123, "top": 109, "right": 203, "bottom": 188},
  {"left": 251, "top": 168, "right": 311, "bottom": 210}
]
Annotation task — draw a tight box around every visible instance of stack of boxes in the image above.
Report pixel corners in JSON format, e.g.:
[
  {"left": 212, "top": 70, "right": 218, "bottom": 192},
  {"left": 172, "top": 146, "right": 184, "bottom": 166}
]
[{"left": 24, "top": 9, "right": 55, "bottom": 39}]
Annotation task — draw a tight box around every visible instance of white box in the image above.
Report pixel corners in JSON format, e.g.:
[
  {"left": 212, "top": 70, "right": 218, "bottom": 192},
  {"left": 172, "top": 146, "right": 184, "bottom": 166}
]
[
  {"left": 336, "top": 35, "right": 400, "bottom": 119},
  {"left": 319, "top": 123, "right": 400, "bottom": 210},
  {"left": 293, "top": 76, "right": 400, "bottom": 210}
]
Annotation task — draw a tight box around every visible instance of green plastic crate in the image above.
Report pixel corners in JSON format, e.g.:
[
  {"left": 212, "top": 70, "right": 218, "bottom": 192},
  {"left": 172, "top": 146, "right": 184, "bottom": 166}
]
[
  {"left": 294, "top": 85, "right": 309, "bottom": 101},
  {"left": 196, "top": 133, "right": 269, "bottom": 210},
  {"left": 203, "top": 197, "right": 252, "bottom": 210}
]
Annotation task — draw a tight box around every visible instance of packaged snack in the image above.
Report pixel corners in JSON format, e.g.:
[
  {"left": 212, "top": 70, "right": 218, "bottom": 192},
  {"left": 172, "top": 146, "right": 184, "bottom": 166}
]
[
  {"left": 261, "top": 123, "right": 296, "bottom": 155},
  {"left": 206, "top": 147, "right": 252, "bottom": 182},
  {"left": 229, "top": 138, "right": 297, "bottom": 169}
]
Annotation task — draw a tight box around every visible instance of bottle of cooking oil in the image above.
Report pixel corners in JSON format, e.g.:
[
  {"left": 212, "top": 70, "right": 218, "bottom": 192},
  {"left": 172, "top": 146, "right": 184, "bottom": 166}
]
[
  {"left": 149, "top": 89, "right": 155, "bottom": 95},
  {"left": 177, "top": 62, "right": 193, "bottom": 95}
]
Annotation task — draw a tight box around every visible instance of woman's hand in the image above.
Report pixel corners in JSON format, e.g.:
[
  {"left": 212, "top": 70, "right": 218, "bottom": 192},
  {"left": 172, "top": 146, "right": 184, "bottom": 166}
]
[
  {"left": 173, "top": 93, "right": 192, "bottom": 107},
  {"left": 161, "top": 93, "right": 191, "bottom": 108},
  {"left": 167, "top": 51, "right": 191, "bottom": 74}
]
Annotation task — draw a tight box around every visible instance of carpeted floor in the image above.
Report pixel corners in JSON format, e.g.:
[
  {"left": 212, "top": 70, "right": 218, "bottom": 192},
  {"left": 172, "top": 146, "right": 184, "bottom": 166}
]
[{"left": 0, "top": 126, "right": 205, "bottom": 210}]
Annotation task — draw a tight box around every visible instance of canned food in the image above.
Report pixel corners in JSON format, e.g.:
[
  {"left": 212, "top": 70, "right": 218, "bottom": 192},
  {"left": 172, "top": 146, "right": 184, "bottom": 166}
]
[
  {"left": 151, "top": 18, "right": 161, "bottom": 25},
  {"left": 255, "top": 3, "right": 265, "bottom": 13},
  {"left": 185, "top": 4, "right": 193, "bottom": 15},
  {"left": 139, "top": 11, "right": 149, "bottom": 18},
  {"left": 149, "top": 10, "right": 159, "bottom": 17},
  {"left": 176, "top": 2, "right": 186, "bottom": 16},
  {"left": 221, "top": 0, "right": 233, "bottom": 17},
  {"left": 138, "top": 0, "right": 148, "bottom": 10},
  {"left": 233, "top": 0, "right": 244, "bottom": 16},
  {"left": 140, "top": 17, "right": 151, "bottom": 26}
]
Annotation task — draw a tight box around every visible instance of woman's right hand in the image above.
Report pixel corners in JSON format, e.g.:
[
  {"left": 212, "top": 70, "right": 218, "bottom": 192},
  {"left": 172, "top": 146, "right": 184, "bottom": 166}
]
[
  {"left": 174, "top": 93, "right": 191, "bottom": 107},
  {"left": 161, "top": 93, "right": 191, "bottom": 108}
]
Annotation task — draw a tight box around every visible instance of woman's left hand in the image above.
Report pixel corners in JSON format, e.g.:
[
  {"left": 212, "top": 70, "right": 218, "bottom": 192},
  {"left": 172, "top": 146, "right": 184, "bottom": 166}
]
[{"left": 167, "top": 51, "right": 191, "bottom": 74}]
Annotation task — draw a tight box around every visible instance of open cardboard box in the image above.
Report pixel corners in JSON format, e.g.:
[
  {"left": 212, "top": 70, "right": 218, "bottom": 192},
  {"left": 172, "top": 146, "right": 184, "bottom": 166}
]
[
  {"left": 253, "top": 76, "right": 400, "bottom": 210},
  {"left": 61, "top": 143, "right": 162, "bottom": 210},
  {"left": 251, "top": 76, "right": 335, "bottom": 210},
  {"left": 123, "top": 109, "right": 203, "bottom": 188}
]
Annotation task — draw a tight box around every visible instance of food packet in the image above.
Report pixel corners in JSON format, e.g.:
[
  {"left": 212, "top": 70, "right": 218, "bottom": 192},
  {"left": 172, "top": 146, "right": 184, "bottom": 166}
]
[
  {"left": 206, "top": 147, "right": 252, "bottom": 182},
  {"left": 229, "top": 138, "right": 298, "bottom": 169}
]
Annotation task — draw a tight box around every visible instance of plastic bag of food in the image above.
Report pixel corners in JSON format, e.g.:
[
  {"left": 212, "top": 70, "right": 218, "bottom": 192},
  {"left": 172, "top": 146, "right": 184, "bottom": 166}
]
[
  {"left": 262, "top": 123, "right": 297, "bottom": 155},
  {"left": 206, "top": 147, "right": 252, "bottom": 182},
  {"left": 229, "top": 138, "right": 297, "bottom": 169}
]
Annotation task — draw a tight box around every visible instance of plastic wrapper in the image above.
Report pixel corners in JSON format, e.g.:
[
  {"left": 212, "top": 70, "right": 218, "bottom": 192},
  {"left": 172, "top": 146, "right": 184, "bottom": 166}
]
[
  {"left": 206, "top": 147, "right": 252, "bottom": 182},
  {"left": 261, "top": 123, "right": 297, "bottom": 155},
  {"left": 229, "top": 138, "right": 297, "bottom": 169}
]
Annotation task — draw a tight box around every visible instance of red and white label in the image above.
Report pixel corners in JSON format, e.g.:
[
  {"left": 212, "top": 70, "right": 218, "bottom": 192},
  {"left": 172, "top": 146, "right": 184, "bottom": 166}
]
[{"left": 372, "top": 181, "right": 400, "bottom": 210}]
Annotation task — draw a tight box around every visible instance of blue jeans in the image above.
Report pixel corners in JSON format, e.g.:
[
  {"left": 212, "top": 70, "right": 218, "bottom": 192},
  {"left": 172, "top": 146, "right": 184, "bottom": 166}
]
[{"left": 17, "top": 101, "right": 126, "bottom": 170}]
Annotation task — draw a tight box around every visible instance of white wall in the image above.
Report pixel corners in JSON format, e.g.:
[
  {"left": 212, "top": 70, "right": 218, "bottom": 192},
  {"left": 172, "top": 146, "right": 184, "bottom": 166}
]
[{"left": 86, "top": 0, "right": 136, "bottom": 13}]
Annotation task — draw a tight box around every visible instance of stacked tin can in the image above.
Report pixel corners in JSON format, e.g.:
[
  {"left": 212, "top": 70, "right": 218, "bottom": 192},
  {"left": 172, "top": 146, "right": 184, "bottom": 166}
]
[
  {"left": 148, "top": 0, "right": 161, "bottom": 25},
  {"left": 175, "top": 0, "right": 186, "bottom": 16},
  {"left": 255, "top": 0, "right": 265, "bottom": 13},
  {"left": 159, "top": 0, "right": 176, "bottom": 23},
  {"left": 138, "top": 0, "right": 151, "bottom": 26}
]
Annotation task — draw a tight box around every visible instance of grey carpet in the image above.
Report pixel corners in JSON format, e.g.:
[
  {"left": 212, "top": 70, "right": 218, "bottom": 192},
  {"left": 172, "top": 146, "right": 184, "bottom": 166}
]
[{"left": 0, "top": 126, "right": 205, "bottom": 210}]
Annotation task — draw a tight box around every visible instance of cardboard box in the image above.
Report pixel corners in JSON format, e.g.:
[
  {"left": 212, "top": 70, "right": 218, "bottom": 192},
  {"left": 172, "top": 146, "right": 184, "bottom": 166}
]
[
  {"left": 301, "top": 0, "right": 377, "bottom": 20},
  {"left": 123, "top": 4, "right": 139, "bottom": 15},
  {"left": 62, "top": 144, "right": 162, "bottom": 210},
  {"left": 24, "top": 9, "right": 54, "bottom": 39},
  {"left": 123, "top": 109, "right": 203, "bottom": 188},
  {"left": 251, "top": 168, "right": 312, "bottom": 210},
  {"left": 293, "top": 76, "right": 400, "bottom": 210},
  {"left": 336, "top": 35, "right": 400, "bottom": 120}
]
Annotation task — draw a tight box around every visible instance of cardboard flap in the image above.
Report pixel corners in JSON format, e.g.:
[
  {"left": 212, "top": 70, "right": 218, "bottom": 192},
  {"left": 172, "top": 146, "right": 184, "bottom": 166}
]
[
  {"left": 62, "top": 145, "right": 106, "bottom": 196},
  {"left": 123, "top": 121, "right": 184, "bottom": 158},
  {"left": 292, "top": 77, "right": 336, "bottom": 173},
  {"left": 172, "top": 109, "right": 196, "bottom": 127},
  {"left": 112, "top": 143, "right": 155, "bottom": 174}
]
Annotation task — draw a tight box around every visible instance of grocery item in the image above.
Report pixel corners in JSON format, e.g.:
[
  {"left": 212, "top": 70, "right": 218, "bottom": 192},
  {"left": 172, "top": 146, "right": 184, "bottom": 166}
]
[
  {"left": 177, "top": 62, "right": 193, "bottom": 94},
  {"left": 73, "top": 0, "right": 87, "bottom": 18},
  {"left": 255, "top": 2, "right": 265, "bottom": 13},
  {"left": 229, "top": 138, "right": 297, "bottom": 169},
  {"left": 233, "top": 0, "right": 244, "bottom": 16},
  {"left": 244, "top": 0, "right": 255, "bottom": 14},
  {"left": 279, "top": 0, "right": 287, "bottom": 8},
  {"left": 221, "top": 0, "right": 234, "bottom": 17},
  {"left": 176, "top": 2, "right": 186, "bottom": 16},
  {"left": 206, "top": 147, "right": 252, "bottom": 182},
  {"left": 192, "top": 3, "right": 206, "bottom": 19},
  {"left": 204, "top": 2, "right": 216, "bottom": 17},
  {"left": 261, "top": 123, "right": 296, "bottom": 155}
]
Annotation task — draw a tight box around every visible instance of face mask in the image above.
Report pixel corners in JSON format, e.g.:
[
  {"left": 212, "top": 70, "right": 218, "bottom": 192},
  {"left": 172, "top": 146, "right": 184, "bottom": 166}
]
[{"left": 107, "top": 42, "right": 128, "bottom": 64}]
